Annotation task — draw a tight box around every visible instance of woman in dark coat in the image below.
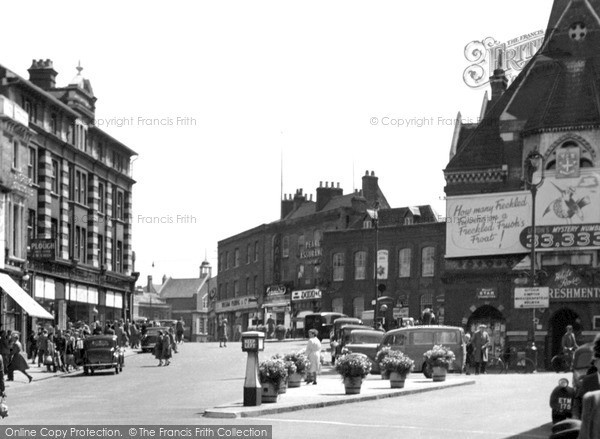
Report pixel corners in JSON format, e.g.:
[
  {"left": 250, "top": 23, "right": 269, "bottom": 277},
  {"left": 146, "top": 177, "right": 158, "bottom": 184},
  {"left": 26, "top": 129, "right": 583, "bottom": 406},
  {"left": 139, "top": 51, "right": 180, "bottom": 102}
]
[
  {"left": 8, "top": 333, "right": 32, "bottom": 383},
  {"left": 154, "top": 331, "right": 164, "bottom": 366},
  {"left": 161, "top": 332, "right": 172, "bottom": 366}
]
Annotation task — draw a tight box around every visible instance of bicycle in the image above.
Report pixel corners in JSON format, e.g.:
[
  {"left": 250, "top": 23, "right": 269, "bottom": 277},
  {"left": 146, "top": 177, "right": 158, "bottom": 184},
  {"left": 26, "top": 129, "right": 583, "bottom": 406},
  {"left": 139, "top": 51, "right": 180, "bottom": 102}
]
[
  {"left": 551, "top": 348, "right": 574, "bottom": 373},
  {"left": 487, "top": 349, "right": 536, "bottom": 374}
]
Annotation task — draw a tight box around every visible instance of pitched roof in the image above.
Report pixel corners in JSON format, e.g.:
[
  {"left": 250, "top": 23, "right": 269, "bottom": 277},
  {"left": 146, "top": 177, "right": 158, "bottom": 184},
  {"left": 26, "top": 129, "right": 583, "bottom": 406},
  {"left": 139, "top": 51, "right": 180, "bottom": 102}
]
[{"left": 159, "top": 277, "right": 206, "bottom": 299}]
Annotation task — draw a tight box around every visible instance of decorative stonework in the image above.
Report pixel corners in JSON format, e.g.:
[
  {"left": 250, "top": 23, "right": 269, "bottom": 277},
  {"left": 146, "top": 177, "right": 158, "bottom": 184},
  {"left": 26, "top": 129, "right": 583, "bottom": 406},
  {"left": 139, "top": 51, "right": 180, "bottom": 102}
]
[{"left": 444, "top": 167, "right": 508, "bottom": 185}]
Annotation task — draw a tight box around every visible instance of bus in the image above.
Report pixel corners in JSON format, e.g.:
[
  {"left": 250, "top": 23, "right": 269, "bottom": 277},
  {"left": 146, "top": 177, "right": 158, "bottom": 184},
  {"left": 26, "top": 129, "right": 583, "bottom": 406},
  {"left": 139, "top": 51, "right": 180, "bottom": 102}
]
[{"left": 303, "top": 312, "right": 347, "bottom": 340}]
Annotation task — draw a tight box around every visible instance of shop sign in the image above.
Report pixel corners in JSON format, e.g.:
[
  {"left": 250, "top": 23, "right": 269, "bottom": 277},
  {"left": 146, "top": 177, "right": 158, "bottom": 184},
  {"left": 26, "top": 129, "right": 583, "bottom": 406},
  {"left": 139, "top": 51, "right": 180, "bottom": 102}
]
[
  {"left": 216, "top": 296, "right": 255, "bottom": 312},
  {"left": 30, "top": 239, "right": 57, "bottom": 261},
  {"left": 477, "top": 288, "right": 496, "bottom": 300},
  {"left": 301, "top": 240, "right": 322, "bottom": 259},
  {"left": 265, "top": 285, "right": 287, "bottom": 297},
  {"left": 514, "top": 287, "right": 549, "bottom": 309},
  {"left": 292, "top": 289, "right": 322, "bottom": 302},
  {"left": 393, "top": 307, "right": 408, "bottom": 319},
  {"left": 547, "top": 265, "right": 600, "bottom": 301}
]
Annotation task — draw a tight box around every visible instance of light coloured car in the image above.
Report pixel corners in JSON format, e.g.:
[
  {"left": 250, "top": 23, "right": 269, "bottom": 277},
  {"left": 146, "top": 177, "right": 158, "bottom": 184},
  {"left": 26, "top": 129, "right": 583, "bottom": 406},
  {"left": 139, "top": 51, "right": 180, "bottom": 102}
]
[{"left": 343, "top": 329, "right": 385, "bottom": 374}]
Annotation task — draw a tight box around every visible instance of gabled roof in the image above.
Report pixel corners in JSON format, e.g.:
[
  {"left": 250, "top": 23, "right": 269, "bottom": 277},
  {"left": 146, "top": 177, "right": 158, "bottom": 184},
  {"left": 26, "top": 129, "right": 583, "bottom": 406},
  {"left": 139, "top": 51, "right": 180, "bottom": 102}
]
[
  {"left": 160, "top": 277, "right": 207, "bottom": 299},
  {"left": 135, "top": 290, "right": 168, "bottom": 307}
]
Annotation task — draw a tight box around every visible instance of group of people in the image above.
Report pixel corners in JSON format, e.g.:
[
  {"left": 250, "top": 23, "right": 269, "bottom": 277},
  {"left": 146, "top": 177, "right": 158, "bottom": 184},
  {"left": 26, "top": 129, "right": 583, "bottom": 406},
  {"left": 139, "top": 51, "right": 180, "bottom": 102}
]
[{"left": 153, "top": 327, "right": 178, "bottom": 367}]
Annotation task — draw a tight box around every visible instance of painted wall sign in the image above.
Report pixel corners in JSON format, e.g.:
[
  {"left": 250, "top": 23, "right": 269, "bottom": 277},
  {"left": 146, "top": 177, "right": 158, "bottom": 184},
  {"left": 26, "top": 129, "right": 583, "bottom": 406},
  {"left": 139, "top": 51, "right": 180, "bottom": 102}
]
[
  {"left": 477, "top": 288, "right": 497, "bottom": 300},
  {"left": 30, "top": 239, "right": 57, "bottom": 260},
  {"left": 556, "top": 147, "right": 580, "bottom": 179},
  {"left": 265, "top": 285, "right": 287, "bottom": 297},
  {"left": 376, "top": 250, "right": 388, "bottom": 280},
  {"left": 514, "top": 287, "right": 549, "bottom": 309},
  {"left": 446, "top": 191, "right": 530, "bottom": 257},
  {"left": 216, "top": 296, "right": 254, "bottom": 312},
  {"left": 547, "top": 265, "right": 600, "bottom": 301}
]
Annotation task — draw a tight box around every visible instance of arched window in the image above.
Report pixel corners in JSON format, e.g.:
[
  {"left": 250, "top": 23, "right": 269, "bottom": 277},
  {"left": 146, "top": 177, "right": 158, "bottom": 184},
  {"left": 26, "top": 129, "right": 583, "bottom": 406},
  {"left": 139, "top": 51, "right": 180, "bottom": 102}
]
[
  {"left": 332, "top": 298, "right": 344, "bottom": 314},
  {"left": 282, "top": 236, "right": 289, "bottom": 258},
  {"left": 421, "top": 247, "right": 435, "bottom": 277},
  {"left": 333, "top": 252, "right": 345, "bottom": 281},
  {"left": 399, "top": 248, "right": 411, "bottom": 278},
  {"left": 420, "top": 293, "right": 433, "bottom": 313},
  {"left": 354, "top": 251, "right": 367, "bottom": 280}
]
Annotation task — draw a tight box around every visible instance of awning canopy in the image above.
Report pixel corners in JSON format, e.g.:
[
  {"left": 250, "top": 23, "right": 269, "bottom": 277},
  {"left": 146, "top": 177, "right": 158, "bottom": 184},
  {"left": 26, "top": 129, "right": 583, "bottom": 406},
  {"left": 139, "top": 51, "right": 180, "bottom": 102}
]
[{"left": 0, "top": 273, "right": 54, "bottom": 320}]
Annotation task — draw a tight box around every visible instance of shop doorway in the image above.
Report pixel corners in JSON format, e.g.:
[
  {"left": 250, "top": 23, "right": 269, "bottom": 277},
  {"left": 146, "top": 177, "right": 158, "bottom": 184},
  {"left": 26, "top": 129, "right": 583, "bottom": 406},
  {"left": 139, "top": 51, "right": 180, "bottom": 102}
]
[
  {"left": 548, "top": 308, "right": 580, "bottom": 358},
  {"left": 467, "top": 305, "right": 506, "bottom": 358}
]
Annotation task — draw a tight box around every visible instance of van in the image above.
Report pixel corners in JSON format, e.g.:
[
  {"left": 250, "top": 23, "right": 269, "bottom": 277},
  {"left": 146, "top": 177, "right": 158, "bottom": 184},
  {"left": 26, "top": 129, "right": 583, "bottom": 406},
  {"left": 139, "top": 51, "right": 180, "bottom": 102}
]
[
  {"left": 303, "top": 312, "right": 347, "bottom": 340},
  {"left": 379, "top": 325, "right": 465, "bottom": 377}
]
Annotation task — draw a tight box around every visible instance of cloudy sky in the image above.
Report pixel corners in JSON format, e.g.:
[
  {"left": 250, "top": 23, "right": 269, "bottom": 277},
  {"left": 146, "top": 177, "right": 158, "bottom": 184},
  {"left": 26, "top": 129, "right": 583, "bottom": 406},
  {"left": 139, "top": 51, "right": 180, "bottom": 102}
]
[{"left": 2, "top": 0, "right": 552, "bottom": 284}]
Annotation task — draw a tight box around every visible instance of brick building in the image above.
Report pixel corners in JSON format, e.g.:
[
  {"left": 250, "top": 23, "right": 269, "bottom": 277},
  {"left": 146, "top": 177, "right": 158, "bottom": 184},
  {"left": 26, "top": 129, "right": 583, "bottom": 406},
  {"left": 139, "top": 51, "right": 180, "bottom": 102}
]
[
  {"left": 443, "top": 0, "right": 600, "bottom": 366},
  {"left": 0, "top": 60, "right": 138, "bottom": 339},
  {"left": 216, "top": 171, "right": 388, "bottom": 336}
]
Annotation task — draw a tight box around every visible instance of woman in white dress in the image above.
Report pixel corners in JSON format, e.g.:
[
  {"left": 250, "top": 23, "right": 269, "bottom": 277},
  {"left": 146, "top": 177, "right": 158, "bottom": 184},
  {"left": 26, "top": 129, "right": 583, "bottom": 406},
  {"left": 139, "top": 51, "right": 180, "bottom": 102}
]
[{"left": 305, "top": 329, "right": 322, "bottom": 385}]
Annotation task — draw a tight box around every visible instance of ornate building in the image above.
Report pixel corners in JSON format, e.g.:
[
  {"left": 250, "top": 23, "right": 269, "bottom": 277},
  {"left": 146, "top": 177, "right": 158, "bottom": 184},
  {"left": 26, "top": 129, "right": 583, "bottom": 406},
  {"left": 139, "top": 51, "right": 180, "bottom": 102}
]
[{"left": 0, "top": 60, "right": 138, "bottom": 338}]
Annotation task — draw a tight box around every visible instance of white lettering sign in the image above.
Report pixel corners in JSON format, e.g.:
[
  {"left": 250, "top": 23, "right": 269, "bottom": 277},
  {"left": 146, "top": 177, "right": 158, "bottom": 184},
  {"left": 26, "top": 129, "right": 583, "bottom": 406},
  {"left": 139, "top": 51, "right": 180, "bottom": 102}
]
[{"left": 514, "top": 287, "right": 549, "bottom": 309}]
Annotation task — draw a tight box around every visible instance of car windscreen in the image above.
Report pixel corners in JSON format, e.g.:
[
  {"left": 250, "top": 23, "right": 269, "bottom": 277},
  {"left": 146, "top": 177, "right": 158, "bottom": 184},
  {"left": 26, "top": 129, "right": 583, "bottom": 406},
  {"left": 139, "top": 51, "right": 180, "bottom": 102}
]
[
  {"left": 435, "top": 331, "right": 459, "bottom": 344},
  {"left": 350, "top": 332, "right": 383, "bottom": 344},
  {"left": 88, "top": 339, "right": 112, "bottom": 348},
  {"left": 411, "top": 332, "right": 435, "bottom": 345}
]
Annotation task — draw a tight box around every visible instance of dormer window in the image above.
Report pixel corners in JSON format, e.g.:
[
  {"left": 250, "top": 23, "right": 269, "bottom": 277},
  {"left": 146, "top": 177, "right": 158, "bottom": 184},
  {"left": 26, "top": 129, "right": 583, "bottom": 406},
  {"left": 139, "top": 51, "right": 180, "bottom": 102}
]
[{"left": 404, "top": 216, "right": 413, "bottom": 225}]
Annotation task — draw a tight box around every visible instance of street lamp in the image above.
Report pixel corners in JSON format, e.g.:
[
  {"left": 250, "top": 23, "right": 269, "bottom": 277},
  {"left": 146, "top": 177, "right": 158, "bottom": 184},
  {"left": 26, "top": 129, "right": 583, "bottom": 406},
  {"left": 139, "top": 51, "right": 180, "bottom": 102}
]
[
  {"left": 369, "top": 202, "right": 380, "bottom": 328},
  {"left": 524, "top": 149, "right": 545, "bottom": 369}
]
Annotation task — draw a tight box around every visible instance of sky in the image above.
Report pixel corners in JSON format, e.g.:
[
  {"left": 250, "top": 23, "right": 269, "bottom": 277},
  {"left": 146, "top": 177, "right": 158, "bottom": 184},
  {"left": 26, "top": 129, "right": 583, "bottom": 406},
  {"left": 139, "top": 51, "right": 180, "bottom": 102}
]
[{"left": 2, "top": 0, "right": 553, "bottom": 285}]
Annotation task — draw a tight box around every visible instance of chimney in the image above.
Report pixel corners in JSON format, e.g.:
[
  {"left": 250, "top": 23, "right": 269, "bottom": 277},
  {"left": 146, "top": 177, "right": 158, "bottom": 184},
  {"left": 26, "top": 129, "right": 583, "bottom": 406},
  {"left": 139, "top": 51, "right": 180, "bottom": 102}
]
[
  {"left": 351, "top": 191, "right": 367, "bottom": 212},
  {"left": 293, "top": 188, "right": 306, "bottom": 211},
  {"left": 28, "top": 59, "right": 58, "bottom": 90},
  {"left": 489, "top": 49, "right": 508, "bottom": 105},
  {"left": 162, "top": 274, "right": 167, "bottom": 284},
  {"left": 316, "top": 180, "right": 343, "bottom": 211},
  {"left": 281, "top": 193, "right": 294, "bottom": 219},
  {"left": 362, "top": 170, "right": 379, "bottom": 204},
  {"left": 147, "top": 275, "right": 153, "bottom": 291}
]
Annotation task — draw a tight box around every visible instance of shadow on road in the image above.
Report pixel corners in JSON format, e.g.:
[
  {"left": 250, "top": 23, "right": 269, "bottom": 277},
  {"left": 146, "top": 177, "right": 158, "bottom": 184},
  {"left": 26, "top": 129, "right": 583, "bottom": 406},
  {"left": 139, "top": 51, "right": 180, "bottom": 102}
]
[{"left": 504, "top": 422, "right": 552, "bottom": 439}]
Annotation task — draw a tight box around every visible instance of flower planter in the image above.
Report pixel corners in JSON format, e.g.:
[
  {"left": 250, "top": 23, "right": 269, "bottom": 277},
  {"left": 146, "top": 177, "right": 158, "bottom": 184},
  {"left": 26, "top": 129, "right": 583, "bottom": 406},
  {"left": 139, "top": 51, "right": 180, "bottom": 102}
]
[
  {"left": 432, "top": 366, "right": 447, "bottom": 382},
  {"left": 343, "top": 376, "right": 363, "bottom": 395},
  {"left": 261, "top": 382, "right": 279, "bottom": 403},
  {"left": 381, "top": 370, "right": 390, "bottom": 380},
  {"left": 288, "top": 372, "right": 303, "bottom": 388},
  {"left": 389, "top": 372, "right": 407, "bottom": 388},
  {"left": 277, "top": 379, "right": 288, "bottom": 394}
]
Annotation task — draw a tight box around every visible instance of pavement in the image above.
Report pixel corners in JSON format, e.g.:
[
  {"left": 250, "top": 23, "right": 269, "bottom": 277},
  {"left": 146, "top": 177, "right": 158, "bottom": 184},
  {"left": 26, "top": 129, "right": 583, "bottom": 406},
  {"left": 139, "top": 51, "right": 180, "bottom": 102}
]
[{"left": 203, "top": 366, "right": 476, "bottom": 419}]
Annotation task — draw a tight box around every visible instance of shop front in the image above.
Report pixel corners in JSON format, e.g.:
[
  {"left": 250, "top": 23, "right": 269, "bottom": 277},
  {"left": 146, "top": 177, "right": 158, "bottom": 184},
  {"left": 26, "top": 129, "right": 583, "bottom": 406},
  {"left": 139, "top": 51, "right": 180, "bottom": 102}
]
[
  {"left": 262, "top": 284, "right": 291, "bottom": 334},
  {"left": 215, "top": 296, "right": 257, "bottom": 334},
  {"left": 291, "top": 288, "right": 322, "bottom": 337}
]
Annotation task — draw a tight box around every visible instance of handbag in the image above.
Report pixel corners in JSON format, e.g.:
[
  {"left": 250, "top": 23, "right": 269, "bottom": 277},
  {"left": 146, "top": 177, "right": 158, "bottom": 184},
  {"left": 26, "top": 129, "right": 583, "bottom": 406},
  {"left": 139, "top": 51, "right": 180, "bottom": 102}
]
[{"left": 44, "top": 354, "right": 54, "bottom": 365}]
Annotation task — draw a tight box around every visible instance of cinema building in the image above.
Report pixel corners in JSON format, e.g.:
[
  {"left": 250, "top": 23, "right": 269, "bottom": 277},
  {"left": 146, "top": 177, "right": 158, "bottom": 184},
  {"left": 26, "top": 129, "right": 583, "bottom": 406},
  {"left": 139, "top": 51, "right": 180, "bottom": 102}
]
[{"left": 443, "top": 0, "right": 600, "bottom": 366}]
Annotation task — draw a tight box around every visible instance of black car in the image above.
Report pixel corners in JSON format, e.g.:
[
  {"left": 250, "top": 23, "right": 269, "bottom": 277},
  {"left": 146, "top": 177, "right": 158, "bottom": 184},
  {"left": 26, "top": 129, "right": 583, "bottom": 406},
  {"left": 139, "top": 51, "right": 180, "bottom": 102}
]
[
  {"left": 140, "top": 327, "right": 169, "bottom": 353},
  {"left": 83, "top": 335, "right": 124, "bottom": 375}
]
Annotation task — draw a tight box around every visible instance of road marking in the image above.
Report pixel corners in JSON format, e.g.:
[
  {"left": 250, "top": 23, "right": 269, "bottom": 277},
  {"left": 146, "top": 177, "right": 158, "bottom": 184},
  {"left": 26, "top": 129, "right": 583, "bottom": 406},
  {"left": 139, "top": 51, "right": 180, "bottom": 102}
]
[{"left": 259, "top": 418, "right": 548, "bottom": 438}]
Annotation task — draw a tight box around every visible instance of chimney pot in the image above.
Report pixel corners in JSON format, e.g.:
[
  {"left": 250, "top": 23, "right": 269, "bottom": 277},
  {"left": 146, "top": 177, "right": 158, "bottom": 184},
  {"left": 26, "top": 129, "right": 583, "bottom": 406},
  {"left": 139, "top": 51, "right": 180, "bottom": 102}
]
[
  {"left": 371, "top": 171, "right": 375, "bottom": 176},
  {"left": 319, "top": 181, "right": 322, "bottom": 188},
  {"left": 337, "top": 182, "right": 340, "bottom": 189}
]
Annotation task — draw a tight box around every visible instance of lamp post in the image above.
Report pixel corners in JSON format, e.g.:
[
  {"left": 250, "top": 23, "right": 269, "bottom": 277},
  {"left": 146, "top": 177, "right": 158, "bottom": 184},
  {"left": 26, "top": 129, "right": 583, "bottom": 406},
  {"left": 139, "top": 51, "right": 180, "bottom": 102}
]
[
  {"left": 525, "top": 149, "right": 545, "bottom": 370},
  {"left": 371, "top": 202, "right": 380, "bottom": 328}
]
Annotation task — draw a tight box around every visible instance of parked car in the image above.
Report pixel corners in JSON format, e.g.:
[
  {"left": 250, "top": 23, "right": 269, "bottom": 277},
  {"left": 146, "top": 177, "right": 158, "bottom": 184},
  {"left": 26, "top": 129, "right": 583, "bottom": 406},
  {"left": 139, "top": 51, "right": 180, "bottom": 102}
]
[
  {"left": 343, "top": 329, "right": 385, "bottom": 374},
  {"left": 303, "top": 312, "right": 347, "bottom": 340},
  {"left": 379, "top": 325, "right": 465, "bottom": 377},
  {"left": 331, "top": 323, "right": 367, "bottom": 364},
  {"left": 572, "top": 342, "right": 594, "bottom": 392},
  {"left": 82, "top": 335, "right": 124, "bottom": 375},
  {"left": 140, "top": 326, "right": 169, "bottom": 353}
]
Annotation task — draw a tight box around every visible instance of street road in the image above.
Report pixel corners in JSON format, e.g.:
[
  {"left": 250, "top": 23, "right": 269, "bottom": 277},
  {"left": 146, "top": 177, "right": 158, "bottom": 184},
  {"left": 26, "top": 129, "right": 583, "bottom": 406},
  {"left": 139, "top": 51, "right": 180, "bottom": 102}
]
[{"left": 3, "top": 340, "right": 562, "bottom": 438}]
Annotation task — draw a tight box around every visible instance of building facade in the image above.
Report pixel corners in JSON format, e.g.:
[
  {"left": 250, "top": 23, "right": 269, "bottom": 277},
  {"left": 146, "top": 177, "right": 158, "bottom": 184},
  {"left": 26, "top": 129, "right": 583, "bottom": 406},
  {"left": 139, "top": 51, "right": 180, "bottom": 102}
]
[
  {"left": 443, "top": 0, "right": 600, "bottom": 366},
  {"left": 216, "top": 171, "right": 388, "bottom": 336},
  {"left": 0, "top": 60, "right": 138, "bottom": 339}
]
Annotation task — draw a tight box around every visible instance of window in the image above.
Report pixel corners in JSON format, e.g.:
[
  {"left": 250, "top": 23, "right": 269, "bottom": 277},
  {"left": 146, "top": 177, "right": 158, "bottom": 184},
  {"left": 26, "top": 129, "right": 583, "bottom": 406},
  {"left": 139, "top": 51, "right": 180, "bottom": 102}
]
[
  {"left": 254, "top": 241, "right": 259, "bottom": 262},
  {"left": 246, "top": 277, "right": 250, "bottom": 295},
  {"left": 9, "top": 200, "right": 24, "bottom": 258},
  {"left": 541, "top": 253, "right": 593, "bottom": 266},
  {"left": 354, "top": 251, "right": 366, "bottom": 280},
  {"left": 219, "top": 253, "right": 224, "bottom": 272},
  {"left": 282, "top": 236, "right": 289, "bottom": 258},
  {"left": 13, "top": 141, "right": 19, "bottom": 169},
  {"left": 404, "top": 216, "right": 413, "bottom": 225},
  {"left": 74, "top": 170, "right": 87, "bottom": 204},
  {"left": 253, "top": 275, "right": 258, "bottom": 297},
  {"left": 225, "top": 251, "right": 229, "bottom": 270},
  {"left": 116, "top": 240, "right": 123, "bottom": 272},
  {"left": 51, "top": 159, "right": 59, "bottom": 194},
  {"left": 234, "top": 248, "right": 240, "bottom": 267},
  {"left": 28, "top": 147, "right": 37, "bottom": 181},
  {"left": 50, "top": 114, "right": 57, "bottom": 135},
  {"left": 98, "top": 142, "right": 105, "bottom": 162},
  {"left": 332, "top": 298, "right": 343, "bottom": 314},
  {"left": 353, "top": 297, "right": 364, "bottom": 318},
  {"left": 420, "top": 293, "right": 433, "bottom": 313},
  {"left": 27, "top": 209, "right": 36, "bottom": 245},
  {"left": 333, "top": 252, "right": 345, "bottom": 281},
  {"left": 233, "top": 280, "right": 239, "bottom": 297},
  {"left": 298, "top": 234, "right": 305, "bottom": 254},
  {"left": 116, "top": 190, "right": 123, "bottom": 219},
  {"left": 246, "top": 243, "right": 251, "bottom": 264},
  {"left": 363, "top": 220, "right": 373, "bottom": 229},
  {"left": 421, "top": 247, "right": 435, "bottom": 277},
  {"left": 98, "top": 182, "right": 105, "bottom": 213},
  {"left": 399, "top": 248, "right": 411, "bottom": 278},
  {"left": 98, "top": 234, "right": 105, "bottom": 267},
  {"left": 50, "top": 218, "right": 58, "bottom": 242}
]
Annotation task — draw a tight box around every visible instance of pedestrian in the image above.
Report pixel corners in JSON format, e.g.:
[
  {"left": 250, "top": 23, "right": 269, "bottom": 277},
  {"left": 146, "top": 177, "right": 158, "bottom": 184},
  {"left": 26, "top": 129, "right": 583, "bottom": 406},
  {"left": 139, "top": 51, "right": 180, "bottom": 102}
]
[
  {"left": 27, "top": 328, "right": 38, "bottom": 363},
  {"left": 471, "top": 324, "right": 491, "bottom": 375},
  {"left": 163, "top": 330, "right": 174, "bottom": 365},
  {"left": 464, "top": 333, "right": 474, "bottom": 375},
  {"left": 168, "top": 327, "right": 177, "bottom": 354},
  {"left": 562, "top": 325, "right": 578, "bottom": 360},
  {"left": 218, "top": 320, "right": 228, "bottom": 348},
  {"left": 305, "top": 329, "right": 321, "bottom": 385},
  {"left": 130, "top": 323, "right": 140, "bottom": 349},
  {"left": 37, "top": 329, "right": 49, "bottom": 368},
  {"left": 7, "top": 333, "right": 33, "bottom": 383},
  {"left": 176, "top": 317, "right": 185, "bottom": 344},
  {"left": 154, "top": 330, "right": 165, "bottom": 366},
  {"left": 0, "top": 331, "right": 10, "bottom": 375},
  {"left": 375, "top": 322, "right": 385, "bottom": 332},
  {"left": 573, "top": 334, "right": 600, "bottom": 419},
  {"left": 53, "top": 329, "right": 67, "bottom": 372}
]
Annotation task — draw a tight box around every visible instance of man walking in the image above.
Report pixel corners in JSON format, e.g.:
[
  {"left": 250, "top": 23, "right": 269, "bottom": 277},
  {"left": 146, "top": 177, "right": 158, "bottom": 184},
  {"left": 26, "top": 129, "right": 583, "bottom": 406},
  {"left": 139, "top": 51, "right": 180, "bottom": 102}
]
[
  {"left": 176, "top": 317, "right": 185, "bottom": 344},
  {"left": 471, "top": 324, "right": 491, "bottom": 375}
]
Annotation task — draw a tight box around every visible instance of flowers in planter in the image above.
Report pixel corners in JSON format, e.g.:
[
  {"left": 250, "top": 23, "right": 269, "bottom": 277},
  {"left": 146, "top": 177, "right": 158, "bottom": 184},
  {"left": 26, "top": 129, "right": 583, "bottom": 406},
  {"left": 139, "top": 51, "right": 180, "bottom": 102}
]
[
  {"left": 283, "top": 351, "right": 310, "bottom": 375},
  {"left": 335, "top": 353, "right": 372, "bottom": 379},
  {"left": 272, "top": 354, "right": 297, "bottom": 376},
  {"left": 423, "top": 345, "right": 456, "bottom": 369},
  {"left": 259, "top": 358, "right": 288, "bottom": 386},
  {"left": 381, "top": 351, "right": 414, "bottom": 377}
]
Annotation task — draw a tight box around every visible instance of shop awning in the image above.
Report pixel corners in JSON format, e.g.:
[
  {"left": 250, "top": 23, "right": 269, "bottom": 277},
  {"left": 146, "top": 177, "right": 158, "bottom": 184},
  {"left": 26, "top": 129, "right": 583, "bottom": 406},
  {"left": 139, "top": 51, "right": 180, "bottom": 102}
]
[{"left": 0, "top": 273, "right": 54, "bottom": 320}]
